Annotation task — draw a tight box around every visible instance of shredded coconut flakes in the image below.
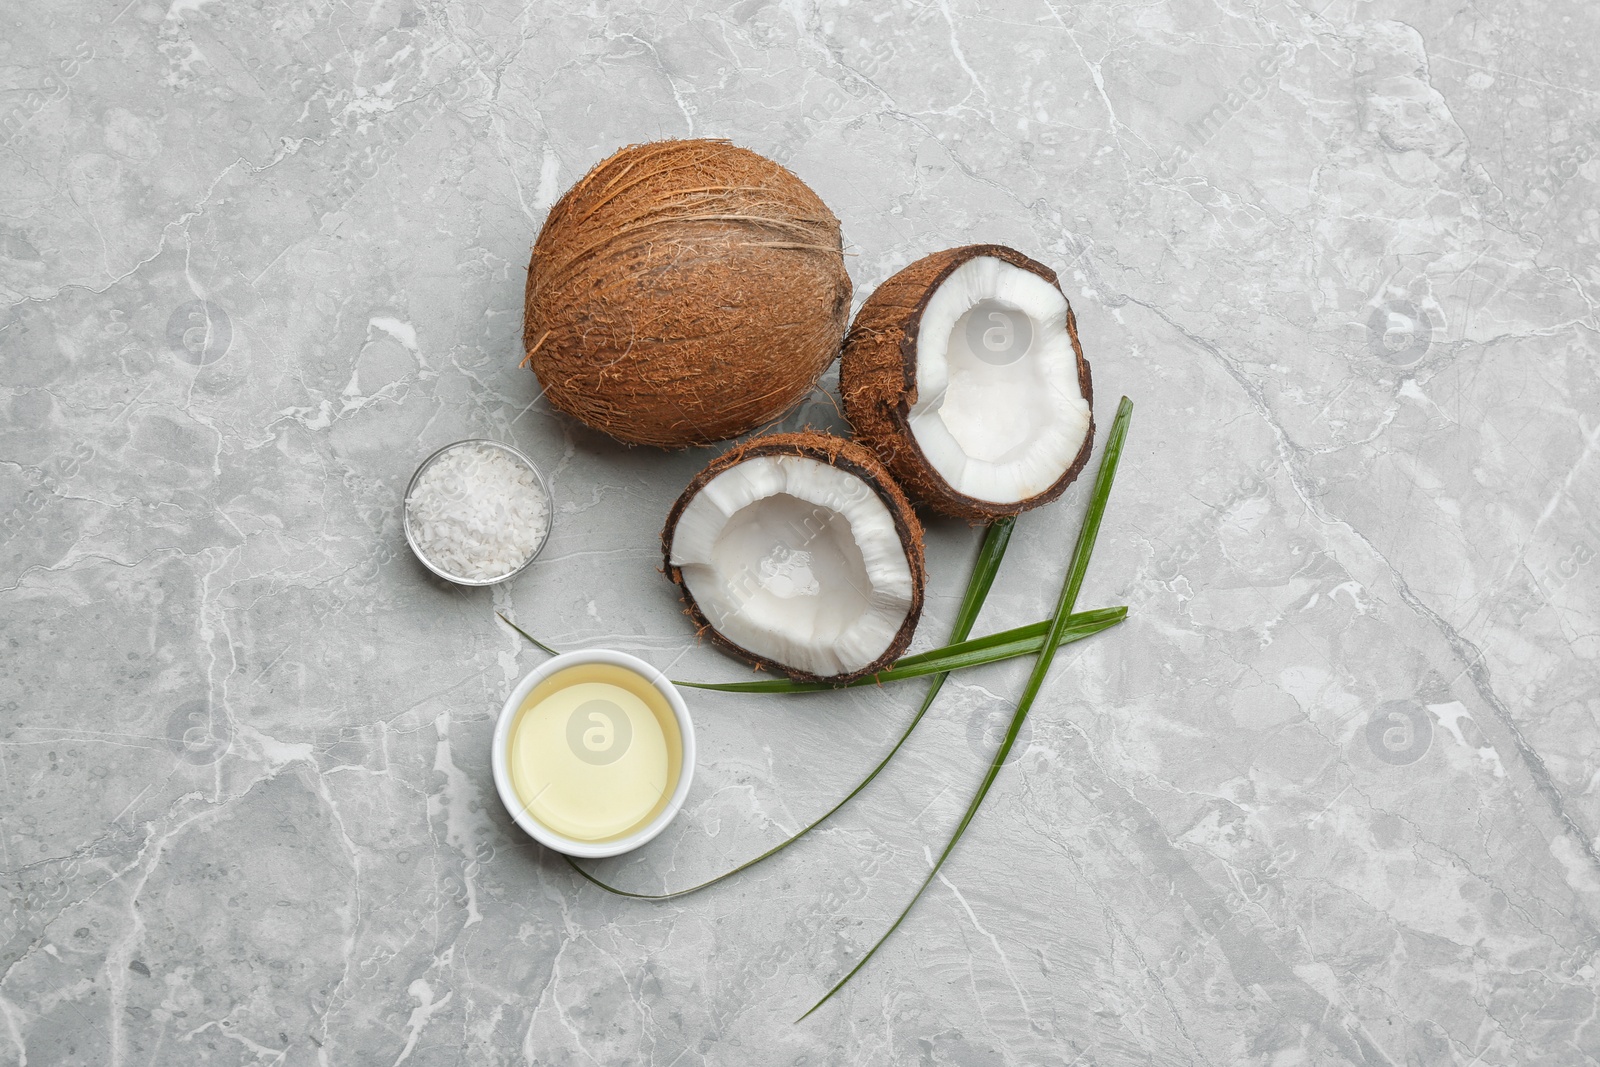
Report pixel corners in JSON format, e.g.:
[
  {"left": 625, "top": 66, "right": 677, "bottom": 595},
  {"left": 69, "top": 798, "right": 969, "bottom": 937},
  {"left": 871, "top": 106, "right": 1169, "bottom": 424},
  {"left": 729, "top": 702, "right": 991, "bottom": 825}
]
[{"left": 407, "top": 443, "right": 549, "bottom": 581}]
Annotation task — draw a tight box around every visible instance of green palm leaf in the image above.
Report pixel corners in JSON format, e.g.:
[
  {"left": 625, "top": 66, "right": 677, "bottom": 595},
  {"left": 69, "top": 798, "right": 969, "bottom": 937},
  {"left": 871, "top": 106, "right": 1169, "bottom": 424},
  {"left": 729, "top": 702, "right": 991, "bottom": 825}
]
[{"left": 799, "top": 396, "right": 1134, "bottom": 1021}]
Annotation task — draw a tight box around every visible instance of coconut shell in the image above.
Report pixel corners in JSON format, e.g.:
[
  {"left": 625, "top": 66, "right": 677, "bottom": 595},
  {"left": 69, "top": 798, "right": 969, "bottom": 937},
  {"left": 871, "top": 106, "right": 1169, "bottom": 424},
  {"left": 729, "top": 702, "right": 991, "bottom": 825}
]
[
  {"left": 662, "top": 431, "right": 926, "bottom": 685},
  {"left": 839, "top": 244, "right": 1095, "bottom": 521},
  {"left": 524, "top": 139, "right": 852, "bottom": 448}
]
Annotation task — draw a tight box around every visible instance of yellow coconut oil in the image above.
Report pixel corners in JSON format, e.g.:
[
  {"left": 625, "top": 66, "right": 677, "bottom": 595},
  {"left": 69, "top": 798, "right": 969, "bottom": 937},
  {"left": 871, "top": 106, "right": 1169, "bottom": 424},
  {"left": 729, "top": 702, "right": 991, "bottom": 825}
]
[{"left": 507, "top": 663, "right": 682, "bottom": 842}]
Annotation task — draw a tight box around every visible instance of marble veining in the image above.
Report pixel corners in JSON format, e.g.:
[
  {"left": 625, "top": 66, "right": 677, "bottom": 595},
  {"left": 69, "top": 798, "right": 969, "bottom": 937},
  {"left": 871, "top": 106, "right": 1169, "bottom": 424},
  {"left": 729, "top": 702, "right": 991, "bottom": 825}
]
[{"left": 2, "top": 0, "right": 1597, "bottom": 1063}]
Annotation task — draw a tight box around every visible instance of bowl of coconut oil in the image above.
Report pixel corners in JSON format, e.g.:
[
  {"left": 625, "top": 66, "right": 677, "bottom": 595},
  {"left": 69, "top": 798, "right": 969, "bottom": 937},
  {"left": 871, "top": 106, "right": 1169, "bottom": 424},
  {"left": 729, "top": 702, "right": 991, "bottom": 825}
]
[{"left": 491, "top": 649, "right": 695, "bottom": 858}]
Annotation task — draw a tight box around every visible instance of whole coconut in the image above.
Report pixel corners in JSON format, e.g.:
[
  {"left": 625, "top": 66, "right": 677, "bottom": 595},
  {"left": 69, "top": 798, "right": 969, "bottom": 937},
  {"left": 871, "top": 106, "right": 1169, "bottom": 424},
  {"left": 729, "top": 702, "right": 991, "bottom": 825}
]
[{"left": 523, "top": 139, "right": 852, "bottom": 448}]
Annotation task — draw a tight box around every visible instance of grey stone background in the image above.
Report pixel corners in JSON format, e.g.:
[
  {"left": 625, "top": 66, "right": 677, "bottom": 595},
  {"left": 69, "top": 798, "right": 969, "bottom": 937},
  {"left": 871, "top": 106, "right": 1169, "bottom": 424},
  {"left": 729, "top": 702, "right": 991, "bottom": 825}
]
[{"left": 2, "top": 0, "right": 1597, "bottom": 1063}]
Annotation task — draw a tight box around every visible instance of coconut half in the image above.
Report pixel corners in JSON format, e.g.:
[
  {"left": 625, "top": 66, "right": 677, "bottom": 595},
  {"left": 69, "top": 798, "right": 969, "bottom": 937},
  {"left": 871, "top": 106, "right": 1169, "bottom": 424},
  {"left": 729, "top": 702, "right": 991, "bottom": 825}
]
[
  {"left": 840, "top": 245, "right": 1094, "bottom": 519},
  {"left": 663, "top": 432, "right": 925, "bottom": 684},
  {"left": 523, "top": 139, "right": 851, "bottom": 448}
]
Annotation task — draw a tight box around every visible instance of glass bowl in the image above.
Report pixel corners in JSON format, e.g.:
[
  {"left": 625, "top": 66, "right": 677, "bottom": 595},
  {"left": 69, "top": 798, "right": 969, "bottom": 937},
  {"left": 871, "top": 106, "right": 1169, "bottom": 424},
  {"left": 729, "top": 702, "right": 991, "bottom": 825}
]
[{"left": 403, "top": 439, "right": 552, "bottom": 586}]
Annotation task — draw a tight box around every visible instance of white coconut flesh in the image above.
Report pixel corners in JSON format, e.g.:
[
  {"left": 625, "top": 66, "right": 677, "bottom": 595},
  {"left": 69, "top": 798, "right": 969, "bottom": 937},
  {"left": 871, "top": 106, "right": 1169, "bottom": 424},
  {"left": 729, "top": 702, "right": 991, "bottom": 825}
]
[
  {"left": 669, "top": 455, "right": 916, "bottom": 677},
  {"left": 907, "top": 256, "right": 1092, "bottom": 504}
]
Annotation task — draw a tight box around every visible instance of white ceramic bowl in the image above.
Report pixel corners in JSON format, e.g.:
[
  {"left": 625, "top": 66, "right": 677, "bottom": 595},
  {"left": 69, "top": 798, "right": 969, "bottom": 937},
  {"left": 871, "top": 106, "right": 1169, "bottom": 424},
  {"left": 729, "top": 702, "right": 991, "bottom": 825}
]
[{"left": 492, "top": 649, "right": 696, "bottom": 858}]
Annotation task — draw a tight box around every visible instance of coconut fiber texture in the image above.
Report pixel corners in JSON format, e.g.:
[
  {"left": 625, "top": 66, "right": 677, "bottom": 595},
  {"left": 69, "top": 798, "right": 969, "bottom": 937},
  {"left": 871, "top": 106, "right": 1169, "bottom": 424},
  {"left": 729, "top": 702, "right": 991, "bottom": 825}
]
[
  {"left": 662, "top": 431, "right": 926, "bottom": 685},
  {"left": 840, "top": 244, "right": 1095, "bottom": 520},
  {"left": 524, "top": 139, "right": 852, "bottom": 448}
]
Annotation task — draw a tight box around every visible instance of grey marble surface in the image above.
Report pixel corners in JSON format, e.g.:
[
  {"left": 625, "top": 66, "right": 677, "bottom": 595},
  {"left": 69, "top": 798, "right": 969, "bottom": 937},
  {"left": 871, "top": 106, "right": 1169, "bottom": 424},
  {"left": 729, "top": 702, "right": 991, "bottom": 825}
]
[{"left": 3, "top": 0, "right": 1598, "bottom": 1063}]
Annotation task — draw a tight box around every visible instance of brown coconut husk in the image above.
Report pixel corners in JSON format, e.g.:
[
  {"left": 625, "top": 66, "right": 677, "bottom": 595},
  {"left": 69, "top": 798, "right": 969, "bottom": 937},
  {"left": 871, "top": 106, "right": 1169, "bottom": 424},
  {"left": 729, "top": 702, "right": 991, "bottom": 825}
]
[
  {"left": 523, "top": 140, "right": 851, "bottom": 448},
  {"left": 661, "top": 431, "right": 926, "bottom": 685},
  {"left": 839, "top": 244, "right": 1095, "bottom": 521}
]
